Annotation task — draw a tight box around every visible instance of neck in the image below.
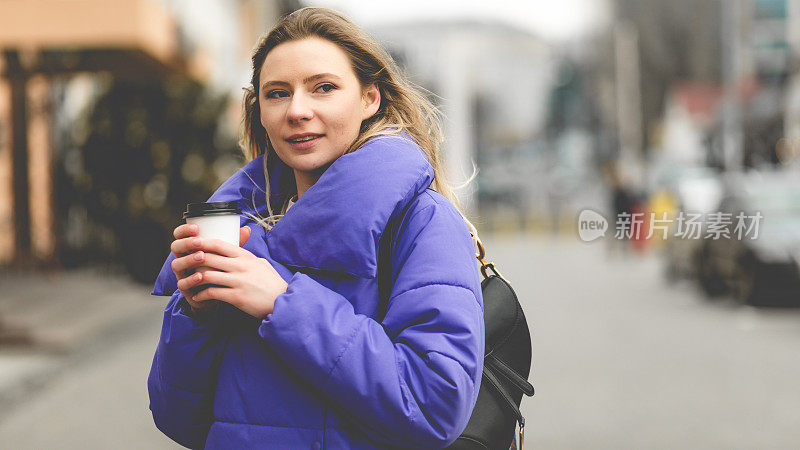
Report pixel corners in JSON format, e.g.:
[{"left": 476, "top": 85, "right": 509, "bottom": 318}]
[{"left": 293, "top": 170, "right": 320, "bottom": 199}]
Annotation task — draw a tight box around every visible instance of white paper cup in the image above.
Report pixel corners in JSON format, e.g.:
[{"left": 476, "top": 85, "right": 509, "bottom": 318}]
[
  {"left": 183, "top": 201, "right": 242, "bottom": 274},
  {"left": 183, "top": 201, "right": 242, "bottom": 311}
]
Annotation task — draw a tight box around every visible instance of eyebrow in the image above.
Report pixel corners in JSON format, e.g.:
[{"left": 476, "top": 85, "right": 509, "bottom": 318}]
[{"left": 261, "top": 73, "right": 342, "bottom": 91}]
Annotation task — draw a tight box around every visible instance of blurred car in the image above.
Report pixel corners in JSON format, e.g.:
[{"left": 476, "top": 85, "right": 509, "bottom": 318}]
[
  {"left": 696, "top": 171, "right": 800, "bottom": 306},
  {"left": 661, "top": 166, "right": 723, "bottom": 280}
]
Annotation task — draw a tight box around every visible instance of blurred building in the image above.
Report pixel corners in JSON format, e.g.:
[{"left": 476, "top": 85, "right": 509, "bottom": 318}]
[
  {"left": 0, "top": 0, "right": 298, "bottom": 268},
  {"left": 374, "top": 20, "right": 555, "bottom": 219},
  {"left": 593, "top": 0, "right": 800, "bottom": 193}
]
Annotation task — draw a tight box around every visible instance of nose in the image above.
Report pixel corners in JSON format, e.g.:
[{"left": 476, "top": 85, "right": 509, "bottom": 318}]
[{"left": 286, "top": 93, "right": 313, "bottom": 123}]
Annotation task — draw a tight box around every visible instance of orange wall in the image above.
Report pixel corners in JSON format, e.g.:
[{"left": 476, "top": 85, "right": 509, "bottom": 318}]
[{"left": 0, "top": 0, "right": 176, "bottom": 64}]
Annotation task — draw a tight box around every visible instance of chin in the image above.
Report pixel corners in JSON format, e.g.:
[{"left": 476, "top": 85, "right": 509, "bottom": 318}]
[{"left": 283, "top": 153, "right": 339, "bottom": 173}]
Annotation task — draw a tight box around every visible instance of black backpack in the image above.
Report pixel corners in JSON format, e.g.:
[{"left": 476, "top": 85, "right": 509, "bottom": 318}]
[{"left": 378, "top": 206, "right": 534, "bottom": 449}]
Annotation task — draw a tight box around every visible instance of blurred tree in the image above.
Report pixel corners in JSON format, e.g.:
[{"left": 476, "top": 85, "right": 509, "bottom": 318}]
[{"left": 55, "top": 77, "right": 242, "bottom": 283}]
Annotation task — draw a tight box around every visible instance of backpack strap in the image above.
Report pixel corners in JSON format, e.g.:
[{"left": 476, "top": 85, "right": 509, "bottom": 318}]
[
  {"left": 482, "top": 362, "right": 525, "bottom": 426},
  {"left": 486, "top": 355, "right": 535, "bottom": 397}
]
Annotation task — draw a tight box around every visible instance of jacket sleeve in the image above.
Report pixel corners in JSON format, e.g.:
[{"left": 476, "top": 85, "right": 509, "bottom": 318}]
[
  {"left": 257, "top": 200, "right": 485, "bottom": 448},
  {"left": 147, "top": 290, "right": 228, "bottom": 449}
]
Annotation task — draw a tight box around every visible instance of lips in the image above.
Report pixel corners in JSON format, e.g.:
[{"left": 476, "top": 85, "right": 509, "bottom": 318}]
[{"left": 286, "top": 133, "right": 324, "bottom": 143}]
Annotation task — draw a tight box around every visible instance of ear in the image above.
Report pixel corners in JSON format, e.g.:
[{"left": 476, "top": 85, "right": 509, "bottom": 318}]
[{"left": 361, "top": 83, "right": 380, "bottom": 120}]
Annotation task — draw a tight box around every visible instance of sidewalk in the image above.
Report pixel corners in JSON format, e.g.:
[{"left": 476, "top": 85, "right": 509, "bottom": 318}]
[{"left": 0, "top": 267, "right": 166, "bottom": 420}]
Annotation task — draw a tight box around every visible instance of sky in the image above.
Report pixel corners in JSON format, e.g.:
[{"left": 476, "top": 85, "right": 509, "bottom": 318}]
[{"left": 305, "top": 0, "right": 611, "bottom": 42}]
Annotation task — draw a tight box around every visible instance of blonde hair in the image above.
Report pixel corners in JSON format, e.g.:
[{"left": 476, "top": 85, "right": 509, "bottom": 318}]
[{"left": 240, "top": 6, "right": 478, "bottom": 238}]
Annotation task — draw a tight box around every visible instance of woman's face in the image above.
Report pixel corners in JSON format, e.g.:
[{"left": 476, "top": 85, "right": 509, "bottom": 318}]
[{"left": 259, "top": 37, "right": 380, "bottom": 182}]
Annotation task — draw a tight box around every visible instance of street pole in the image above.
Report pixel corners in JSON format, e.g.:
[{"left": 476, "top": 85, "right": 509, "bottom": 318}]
[
  {"left": 613, "top": 19, "right": 644, "bottom": 188},
  {"left": 786, "top": 0, "right": 800, "bottom": 168},
  {"left": 721, "top": 0, "right": 745, "bottom": 171}
]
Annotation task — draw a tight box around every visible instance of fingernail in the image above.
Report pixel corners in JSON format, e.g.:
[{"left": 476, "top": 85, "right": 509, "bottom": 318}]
[
  {"left": 193, "top": 251, "right": 203, "bottom": 261},
  {"left": 193, "top": 238, "right": 202, "bottom": 247},
  {"left": 195, "top": 273, "right": 202, "bottom": 281}
]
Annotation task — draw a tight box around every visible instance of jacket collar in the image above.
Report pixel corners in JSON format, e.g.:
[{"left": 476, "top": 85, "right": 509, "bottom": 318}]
[
  {"left": 205, "top": 151, "right": 286, "bottom": 224},
  {"left": 266, "top": 132, "right": 434, "bottom": 278}
]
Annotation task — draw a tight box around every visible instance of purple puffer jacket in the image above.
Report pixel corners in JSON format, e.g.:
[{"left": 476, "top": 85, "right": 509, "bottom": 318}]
[{"left": 148, "top": 132, "right": 484, "bottom": 449}]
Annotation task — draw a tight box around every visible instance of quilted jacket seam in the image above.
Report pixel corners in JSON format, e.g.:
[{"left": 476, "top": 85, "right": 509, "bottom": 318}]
[
  {"left": 425, "top": 350, "right": 477, "bottom": 387},
  {"left": 213, "top": 418, "right": 322, "bottom": 431},
  {"left": 322, "top": 317, "right": 364, "bottom": 388},
  {"left": 395, "top": 283, "right": 479, "bottom": 308},
  {"left": 394, "top": 344, "right": 418, "bottom": 428}
]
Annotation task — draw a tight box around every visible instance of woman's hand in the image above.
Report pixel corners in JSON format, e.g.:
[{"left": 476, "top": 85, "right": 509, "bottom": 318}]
[
  {"left": 170, "top": 223, "right": 221, "bottom": 313},
  {"left": 171, "top": 224, "right": 251, "bottom": 314},
  {"left": 170, "top": 224, "right": 288, "bottom": 319}
]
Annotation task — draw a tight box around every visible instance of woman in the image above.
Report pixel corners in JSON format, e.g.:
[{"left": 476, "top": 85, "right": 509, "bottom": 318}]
[{"left": 148, "top": 7, "right": 484, "bottom": 449}]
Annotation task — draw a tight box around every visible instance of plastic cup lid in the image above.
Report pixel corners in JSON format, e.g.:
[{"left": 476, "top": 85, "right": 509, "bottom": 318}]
[{"left": 183, "top": 201, "right": 242, "bottom": 219}]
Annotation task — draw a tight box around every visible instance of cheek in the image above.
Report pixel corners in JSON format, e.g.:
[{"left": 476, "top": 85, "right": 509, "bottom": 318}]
[
  {"left": 331, "top": 101, "right": 364, "bottom": 136},
  {"left": 258, "top": 103, "right": 271, "bottom": 130},
  {"left": 260, "top": 107, "right": 284, "bottom": 140},
  {"left": 259, "top": 113, "right": 282, "bottom": 151}
]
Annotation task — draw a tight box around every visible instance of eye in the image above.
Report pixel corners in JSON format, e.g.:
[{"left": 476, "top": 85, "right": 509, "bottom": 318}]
[
  {"left": 316, "top": 83, "right": 337, "bottom": 93},
  {"left": 265, "top": 90, "right": 288, "bottom": 99}
]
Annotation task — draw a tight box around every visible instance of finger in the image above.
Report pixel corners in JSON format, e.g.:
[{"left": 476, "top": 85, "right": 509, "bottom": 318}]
[
  {"left": 193, "top": 286, "right": 237, "bottom": 305},
  {"left": 239, "top": 226, "right": 251, "bottom": 247},
  {"left": 173, "top": 251, "right": 240, "bottom": 276},
  {"left": 185, "top": 293, "right": 214, "bottom": 309},
  {"left": 198, "top": 238, "right": 245, "bottom": 258},
  {"left": 176, "top": 271, "right": 203, "bottom": 292},
  {"left": 192, "top": 252, "right": 241, "bottom": 273},
  {"left": 197, "top": 270, "right": 237, "bottom": 289},
  {"left": 171, "top": 251, "right": 207, "bottom": 276},
  {"left": 171, "top": 236, "right": 204, "bottom": 257},
  {"left": 174, "top": 223, "right": 199, "bottom": 240}
]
